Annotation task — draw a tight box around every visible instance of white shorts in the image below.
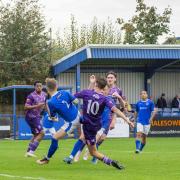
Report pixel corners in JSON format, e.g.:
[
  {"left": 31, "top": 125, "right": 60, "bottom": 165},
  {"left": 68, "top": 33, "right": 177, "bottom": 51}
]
[
  {"left": 61, "top": 112, "right": 81, "bottom": 134},
  {"left": 43, "top": 127, "right": 56, "bottom": 135},
  {"left": 97, "top": 128, "right": 106, "bottom": 137},
  {"left": 137, "top": 123, "right": 150, "bottom": 135}
]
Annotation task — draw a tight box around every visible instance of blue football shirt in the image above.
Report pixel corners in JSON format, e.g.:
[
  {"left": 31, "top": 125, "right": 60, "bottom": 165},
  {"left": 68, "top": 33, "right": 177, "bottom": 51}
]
[
  {"left": 101, "top": 96, "right": 115, "bottom": 129},
  {"left": 136, "top": 99, "right": 154, "bottom": 125},
  {"left": 42, "top": 111, "right": 54, "bottom": 128},
  {"left": 47, "top": 90, "right": 78, "bottom": 122}
]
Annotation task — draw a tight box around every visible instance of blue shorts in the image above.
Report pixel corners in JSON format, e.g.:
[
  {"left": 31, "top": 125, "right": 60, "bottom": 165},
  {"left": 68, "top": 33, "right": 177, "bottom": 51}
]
[
  {"left": 101, "top": 107, "right": 112, "bottom": 135},
  {"left": 43, "top": 113, "right": 54, "bottom": 129}
]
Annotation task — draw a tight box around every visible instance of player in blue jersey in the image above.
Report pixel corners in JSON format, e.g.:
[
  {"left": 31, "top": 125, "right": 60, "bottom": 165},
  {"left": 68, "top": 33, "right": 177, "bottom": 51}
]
[
  {"left": 65, "top": 77, "right": 134, "bottom": 170},
  {"left": 41, "top": 95, "right": 58, "bottom": 136},
  {"left": 135, "top": 90, "right": 156, "bottom": 153},
  {"left": 36, "top": 78, "right": 80, "bottom": 165}
]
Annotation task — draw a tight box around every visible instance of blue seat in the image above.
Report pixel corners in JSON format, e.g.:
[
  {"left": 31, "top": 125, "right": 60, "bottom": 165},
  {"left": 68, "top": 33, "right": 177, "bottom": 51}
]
[
  {"left": 171, "top": 112, "right": 180, "bottom": 117},
  {"left": 162, "top": 108, "right": 172, "bottom": 117},
  {"left": 163, "top": 108, "right": 171, "bottom": 112},
  {"left": 157, "top": 108, "right": 163, "bottom": 117},
  {"left": 157, "top": 108, "right": 180, "bottom": 117},
  {"left": 171, "top": 108, "right": 179, "bottom": 112},
  {"left": 162, "top": 112, "right": 172, "bottom": 117},
  {"left": 158, "top": 108, "right": 163, "bottom": 112}
]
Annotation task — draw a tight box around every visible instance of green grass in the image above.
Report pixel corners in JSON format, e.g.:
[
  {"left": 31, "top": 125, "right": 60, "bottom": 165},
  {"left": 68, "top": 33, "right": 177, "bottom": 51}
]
[{"left": 0, "top": 138, "right": 180, "bottom": 180}]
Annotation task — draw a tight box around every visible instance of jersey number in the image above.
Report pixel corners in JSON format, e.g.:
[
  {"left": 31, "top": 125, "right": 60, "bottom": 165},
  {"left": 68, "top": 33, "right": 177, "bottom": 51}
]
[
  {"left": 62, "top": 100, "right": 70, "bottom": 109},
  {"left": 87, "top": 100, "right": 99, "bottom": 115}
]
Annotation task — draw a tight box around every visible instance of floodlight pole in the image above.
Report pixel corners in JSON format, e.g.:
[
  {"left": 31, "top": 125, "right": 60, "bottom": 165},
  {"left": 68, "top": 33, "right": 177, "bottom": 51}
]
[
  {"left": 76, "top": 64, "right": 81, "bottom": 92},
  {"left": 76, "top": 64, "right": 81, "bottom": 113},
  {"left": 12, "top": 88, "right": 17, "bottom": 140}
]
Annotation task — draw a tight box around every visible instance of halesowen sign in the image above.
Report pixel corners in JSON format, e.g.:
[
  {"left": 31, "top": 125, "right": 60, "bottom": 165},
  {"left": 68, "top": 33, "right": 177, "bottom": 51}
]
[{"left": 149, "top": 117, "right": 180, "bottom": 137}]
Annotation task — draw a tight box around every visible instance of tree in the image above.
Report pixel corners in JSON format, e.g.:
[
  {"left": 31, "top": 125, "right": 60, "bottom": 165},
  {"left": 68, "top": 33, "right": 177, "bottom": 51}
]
[
  {"left": 163, "top": 36, "right": 180, "bottom": 44},
  {"left": 51, "top": 15, "right": 122, "bottom": 62},
  {"left": 117, "top": 0, "right": 172, "bottom": 44},
  {"left": 0, "top": 0, "right": 50, "bottom": 86},
  {"left": 163, "top": 37, "right": 176, "bottom": 44}
]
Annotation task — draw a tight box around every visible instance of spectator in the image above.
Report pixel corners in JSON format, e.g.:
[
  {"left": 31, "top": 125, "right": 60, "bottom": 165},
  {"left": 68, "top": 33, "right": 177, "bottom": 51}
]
[
  {"left": 156, "top": 93, "right": 167, "bottom": 108},
  {"left": 171, "top": 95, "right": 180, "bottom": 108}
]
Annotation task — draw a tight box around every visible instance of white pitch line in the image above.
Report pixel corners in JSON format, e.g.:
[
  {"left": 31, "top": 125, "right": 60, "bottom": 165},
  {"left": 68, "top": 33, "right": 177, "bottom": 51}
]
[
  {"left": 103, "top": 150, "right": 180, "bottom": 154},
  {"left": 0, "top": 173, "right": 46, "bottom": 180},
  {"left": 61, "top": 148, "right": 180, "bottom": 154}
]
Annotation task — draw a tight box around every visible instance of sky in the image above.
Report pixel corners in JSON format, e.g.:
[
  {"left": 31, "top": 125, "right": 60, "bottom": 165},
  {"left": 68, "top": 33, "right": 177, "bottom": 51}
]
[
  {"left": 38, "top": 0, "right": 180, "bottom": 40},
  {"left": 2, "top": 0, "right": 180, "bottom": 41}
]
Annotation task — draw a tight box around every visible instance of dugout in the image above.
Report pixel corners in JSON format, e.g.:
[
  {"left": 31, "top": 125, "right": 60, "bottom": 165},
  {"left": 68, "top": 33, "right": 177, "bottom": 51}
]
[
  {"left": 0, "top": 85, "right": 72, "bottom": 139},
  {"left": 53, "top": 44, "right": 180, "bottom": 137}
]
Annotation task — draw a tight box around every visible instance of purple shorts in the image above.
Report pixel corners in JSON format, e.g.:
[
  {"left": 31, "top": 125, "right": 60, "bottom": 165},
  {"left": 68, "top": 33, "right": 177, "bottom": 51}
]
[
  {"left": 82, "top": 124, "right": 101, "bottom": 146},
  {"left": 25, "top": 117, "right": 43, "bottom": 135}
]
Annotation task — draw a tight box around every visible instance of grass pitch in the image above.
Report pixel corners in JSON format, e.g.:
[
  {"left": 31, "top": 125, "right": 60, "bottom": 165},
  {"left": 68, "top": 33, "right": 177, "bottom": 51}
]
[{"left": 0, "top": 138, "right": 180, "bottom": 180}]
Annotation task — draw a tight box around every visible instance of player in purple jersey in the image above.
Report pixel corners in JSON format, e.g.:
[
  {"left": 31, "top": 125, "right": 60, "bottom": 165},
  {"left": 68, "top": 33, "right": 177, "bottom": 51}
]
[
  {"left": 106, "top": 71, "right": 124, "bottom": 104},
  {"left": 64, "top": 73, "right": 127, "bottom": 164},
  {"left": 24, "top": 81, "right": 46, "bottom": 157},
  {"left": 96, "top": 71, "right": 125, "bottom": 141},
  {"left": 83, "top": 72, "right": 125, "bottom": 163},
  {"left": 65, "top": 78, "right": 134, "bottom": 170}
]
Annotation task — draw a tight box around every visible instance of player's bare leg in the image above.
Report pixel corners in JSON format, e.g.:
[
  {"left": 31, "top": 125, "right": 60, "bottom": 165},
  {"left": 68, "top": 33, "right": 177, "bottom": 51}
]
[
  {"left": 91, "top": 132, "right": 107, "bottom": 164},
  {"left": 87, "top": 144, "right": 124, "bottom": 170}
]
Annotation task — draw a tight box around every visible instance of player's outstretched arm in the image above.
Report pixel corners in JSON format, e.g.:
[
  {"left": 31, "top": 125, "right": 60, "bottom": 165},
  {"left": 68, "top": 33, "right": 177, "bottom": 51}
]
[
  {"left": 111, "top": 106, "right": 134, "bottom": 128},
  {"left": 112, "top": 92, "right": 126, "bottom": 108},
  {"left": 109, "top": 113, "right": 116, "bottom": 130},
  {"left": 88, "top": 75, "right": 96, "bottom": 89}
]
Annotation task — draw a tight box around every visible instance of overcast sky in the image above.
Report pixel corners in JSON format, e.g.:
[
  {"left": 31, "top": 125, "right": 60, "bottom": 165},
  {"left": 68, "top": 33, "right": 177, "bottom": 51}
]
[{"left": 38, "top": 0, "right": 180, "bottom": 39}]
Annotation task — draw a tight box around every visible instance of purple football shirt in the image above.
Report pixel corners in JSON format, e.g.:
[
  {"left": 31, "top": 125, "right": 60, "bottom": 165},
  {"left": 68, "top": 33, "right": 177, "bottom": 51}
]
[
  {"left": 108, "top": 86, "right": 122, "bottom": 97},
  {"left": 25, "top": 91, "right": 46, "bottom": 120},
  {"left": 75, "top": 89, "right": 115, "bottom": 128},
  {"left": 107, "top": 86, "right": 123, "bottom": 118}
]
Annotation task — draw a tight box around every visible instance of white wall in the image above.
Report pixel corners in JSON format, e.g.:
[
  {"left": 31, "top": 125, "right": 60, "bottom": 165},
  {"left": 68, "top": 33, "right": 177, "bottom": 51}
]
[{"left": 57, "top": 72, "right": 144, "bottom": 104}]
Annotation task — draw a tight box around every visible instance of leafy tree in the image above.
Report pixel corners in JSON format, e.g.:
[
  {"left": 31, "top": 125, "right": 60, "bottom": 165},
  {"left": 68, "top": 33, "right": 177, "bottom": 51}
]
[
  {"left": 163, "top": 37, "right": 176, "bottom": 44},
  {"left": 52, "top": 15, "right": 122, "bottom": 61},
  {"left": 117, "top": 0, "right": 172, "bottom": 44},
  {"left": 0, "top": 0, "right": 50, "bottom": 86},
  {"left": 163, "top": 36, "right": 180, "bottom": 44}
]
